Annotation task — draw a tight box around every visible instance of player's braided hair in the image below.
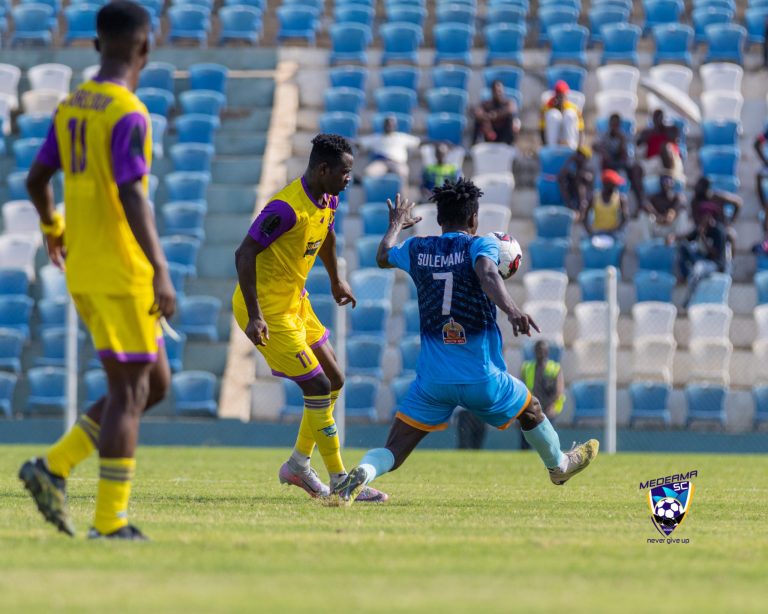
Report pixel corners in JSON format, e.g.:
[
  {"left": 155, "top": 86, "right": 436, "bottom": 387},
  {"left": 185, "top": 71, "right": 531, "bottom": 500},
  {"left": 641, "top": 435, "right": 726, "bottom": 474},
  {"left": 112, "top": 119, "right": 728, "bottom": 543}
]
[
  {"left": 309, "top": 133, "right": 353, "bottom": 168},
  {"left": 430, "top": 177, "right": 484, "bottom": 227}
]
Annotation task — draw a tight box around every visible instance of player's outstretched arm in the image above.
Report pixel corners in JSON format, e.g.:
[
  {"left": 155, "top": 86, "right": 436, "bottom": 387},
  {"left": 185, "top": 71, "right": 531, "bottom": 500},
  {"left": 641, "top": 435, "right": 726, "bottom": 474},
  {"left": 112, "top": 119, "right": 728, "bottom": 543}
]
[
  {"left": 318, "top": 230, "right": 356, "bottom": 308},
  {"left": 474, "top": 256, "right": 540, "bottom": 337},
  {"left": 377, "top": 194, "right": 421, "bottom": 269},
  {"left": 234, "top": 234, "right": 269, "bottom": 346},
  {"left": 27, "top": 161, "right": 66, "bottom": 269}
]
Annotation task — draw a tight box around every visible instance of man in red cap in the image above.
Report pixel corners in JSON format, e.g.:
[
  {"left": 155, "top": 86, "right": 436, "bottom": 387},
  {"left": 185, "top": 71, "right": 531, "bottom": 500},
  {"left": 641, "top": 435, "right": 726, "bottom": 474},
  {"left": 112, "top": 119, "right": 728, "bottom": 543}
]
[
  {"left": 540, "top": 80, "right": 584, "bottom": 150},
  {"left": 583, "top": 169, "right": 629, "bottom": 239}
]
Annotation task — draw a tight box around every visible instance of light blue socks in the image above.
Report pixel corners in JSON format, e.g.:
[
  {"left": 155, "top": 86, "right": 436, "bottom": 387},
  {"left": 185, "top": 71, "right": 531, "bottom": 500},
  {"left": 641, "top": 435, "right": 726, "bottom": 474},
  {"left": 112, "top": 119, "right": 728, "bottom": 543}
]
[
  {"left": 358, "top": 448, "right": 395, "bottom": 484},
  {"left": 522, "top": 417, "right": 566, "bottom": 469}
]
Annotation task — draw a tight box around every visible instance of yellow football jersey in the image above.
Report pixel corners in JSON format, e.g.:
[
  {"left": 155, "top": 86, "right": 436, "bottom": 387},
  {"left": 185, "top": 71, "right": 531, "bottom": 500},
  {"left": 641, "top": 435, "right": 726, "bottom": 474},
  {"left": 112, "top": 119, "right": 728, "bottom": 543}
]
[
  {"left": 37, "top": 78, "right": 154, "bottom": 295},
  {"left": 233, "top": 177, "right": 338, "bottom": 319}
]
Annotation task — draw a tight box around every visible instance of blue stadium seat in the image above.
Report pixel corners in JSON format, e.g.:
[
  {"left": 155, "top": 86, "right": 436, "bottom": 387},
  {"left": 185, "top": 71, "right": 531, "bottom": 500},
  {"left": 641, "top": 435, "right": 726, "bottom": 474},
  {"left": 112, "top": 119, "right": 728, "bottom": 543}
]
[
  {"left": 528, "top": 238, "right": 570, "bottom": 272},
  {"left": 636, "top": 240, "right": 676, "bottom": 273},
  {"left": 434, "top": 23, "right": 474, "bottom": 65},
  {"left": 0, "top": 268, "right": 29, "bottom": 295},
  {"left": 391, "top": 373, "right": 416, "bottom": 408},
  {"left": 280, "top": 379, "right": 304, "bottom": 419},
  {"left": 601, "top": 22, "right": 641, "bottom": 65},
  {"left": 219, "top": 5, "right": 261, "bottom": 45},
  {"left": 161, "top": 236, "right": 201, "bottom": 278},
  {"left": 276, "top": 5, "right": 319, "bottom": 43},
  {"left": 589, "top": 5, "right": 629, "bottom": 44},
  {"left": 546, "top": 65, "right": 587, "bottom": 92},
  {"left": 308, "top": 294, "right": 335, "bottom": 338},
  {"left": 403, "top": 300, "right": 420, "bottom": 335},
  {"left": 426, "top": 113, "right": 466, "bottom": 146},
  {"left": 572, "top": 380, "right": 606, "bottom": 424},
  {"left": 484, "top": 23, "right": 525, "bottom": 65},
  {"left": 64, "top": 4, "right": 97, "bottom": 44},
  {"left": 150, "top": 114, "right": 167, "bottom": 158},
  {"left": 431, "top": 64, "right": 471, "bottom": 90},
  {"left": 699, "top": 145, "right": 740, "bottom": 189},
  {"left": 170, "top": 143, "right": 214, "bottom": 174},
  {"left": 38, "top": 297, "right": 67, "bottom": 333},
  {"left": 165, "top": 171, "right": 210, "bottom": 202},
  {"left": 350, "top": 268, "right": 395, "bottom": 300},
  {"left": 580, "top": 238, "right": 624, "bottom": 272},
  {"left": 172, "top": 370, "right": 218, "bottom": 416},
  {"left": 345, "top": 375, "right": 379, "bottom": 421},
  {"left": 328, "top": 65, "right": 367, "bottom": 91},
  {"left": 483, "top": 66, "right": 523, "bottom": 92},
  {"left": 380, "top": 65, "right": 419, "bottom": 92},
  {"left": 704, "top": 23, "right": 746, "bottom": 63},
  {"left": 635, "top": 270, "right": 676, "bottom": 303},
  {"left": 437, "top": 3, "right": 476, "bottom": 29},
  {"left": 380, "top": 23, "right": 423, "bottom": 65},
  {"left": 329, "top": 23, "right": 371, "bottom": 65},
  {"left": 746, "top": 7, "right": 768, "bottom": 45},
  {"left": 689, "top": 273, "right": 731, "bottom": 306},
  {"left": 167, "top": 6, "right": 211, "bottom": 46},
  {"left": 578, "top": 269, "right": 607, "bottom": 302},
  {"left": 324, "top": 86, "right": 366, "bottom": 114},
  {"left": 549, "top": 23, "right": 588, "bottom": 66},
  {"left": 26, "top": 366, "right": 66, "bottom": 413},
  {"left": 753, "top": 385, "right": 768, "bottom": 427},
  {"left": 756, "top": 271, "right": 768, "bottom": 304},
  {"left": 17, "top": 114, "right": 50, "bottom": 139},
  {"left": 374, "top": 86, "right": 417, "bottom": 116},
  {"left": 139, "top": 61, "right": 175, "bottom": 93},
  {"left": 319, "top": 112, "right": 360, "bottom": 139},
  {"left": 360, "top": 203, "right": 390, "bottom": 235},
  {"left": 176, "top": 296, "right": 221, "bottom": 341},
  {"left": 385, "top": 5, "right": 427, "bottom": 26},
  {"left": 189, "top": 63, "right": 228, "bottom": 93},
  {"left": 350, "top": 300, "right": 390, "bottom": 337},
  {"left": 521, "top": 340, "right": 563, "bottom": 363},
  {"left": 165, "top": 330, "right": 186, "bottom": 372},
  {"left": 356, "top": 236, "right": 379, "bottom": 268},
  {"left": 11, "top": 4, "right": 54, "bottom": 46},
  {"left": 40, "top": 264, "right": 67, "bottom": 299},
  {"left": 653, "top": 24, "right": 694, "bottom": 66},
  {"left": 487, "top": 4, "right": 526, "bottom": 30},
  {"left": 629, "top": 382, "right": 671, "bottom": 426},
  {"left": 362, "top": 174, "right": 401, "bottom": 203},
  {"left": 136, "top": 87, "right": 174, "bottom": 117},
  {"left": 425, "top": 87, "right": 468, "bottom": 115},
  {"left": 84, "top": 369, "right": 106, "bottom": 406},
  {"left": 0, "top": 372, "right": 17, "bottom": 418},
  {"left": 371, "top": 112, "right": 413, "bottom": 134},
  {"left": 347, "top": 335, "right": 385, "bottom": 378},
  {"left": 173, "top": 0, "right": 214, "bottom": 12},
  {"left": 644, "top": 0, "right": 684, "bottom": 34},
  {"left": 693, "top": 7, "right": 734, "bottom": 44},
  {"left": 701, "top": 119, "right": 739, "bottom": 147},
  {"left": 399, "top": 335, "right": 420, "bottom": 375},
  {"left": 0, "top": 328, "right": 24, "bottom": 374},
  {"left": 179, "top": 90, "right": 226, "bottom": 117},
  {"left": 12, "top": 138, "right": 43, "bottom": 171},
  {"left": 36, "top": 327, "right": 86, "bottom": 368},
  {"left": 305, "top": 268, "right": 332, "bottom": 299},
  {"left": 538, "top": 6, "right": 579, "bottom": 44},
  {"left": 539, "top": 146, "right": 574, "bottom": 178},
  {"left": 282, "top": 0, "right": 323, "bottom": 10},
  {"left": 334, "top": 3, "right": 374, "bottom": 28},
  {"left": 161, "top": 202, "right": 206, "bottom": 240},
  {"left": 176, "top": 114, "right": 219, "bottom": 145},
  {"left": 0, "top": 295, "right": 33, "bottom": 341},
  {"left": 685, "top": 383, "right": 727, "bottom": 427},
  {"left": 533, "top": 206, "right": 574, "bottom": 239}
]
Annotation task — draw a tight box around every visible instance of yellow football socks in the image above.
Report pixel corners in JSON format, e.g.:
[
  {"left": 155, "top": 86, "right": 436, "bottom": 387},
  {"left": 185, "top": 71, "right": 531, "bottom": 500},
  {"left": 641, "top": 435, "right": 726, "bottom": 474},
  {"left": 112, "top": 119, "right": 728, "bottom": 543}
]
[
  {"left": 93, "top": 458, "right": 135, "bottom": 535},
  {"left": 46, "top": 416, "right": 100, "bottom": 479},
  {"left": 304, "top": 394, "right": 345, "bottom": 475},
  {"left": 293, "top": 412, "right": 316, "bottom": 458}
]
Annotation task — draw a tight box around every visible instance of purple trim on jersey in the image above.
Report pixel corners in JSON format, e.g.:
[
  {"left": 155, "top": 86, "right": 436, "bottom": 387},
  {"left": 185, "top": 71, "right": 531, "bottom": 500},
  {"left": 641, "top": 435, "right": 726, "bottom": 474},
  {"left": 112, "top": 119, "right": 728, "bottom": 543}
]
[
  {"left": 271, "top": 364, "right": 323, "bottom": 381},
  {"left": 301, "top": 175, "right": 333, "bottom": 210},
  {"left": 248, "top": 200, "right": 297, "bottom": 248},
  {"left": 111, "top": 112, "right": 149, "bottom": 186},
  {"left": 91, "top": 75, "right": 128, "bottom": 87},
  {"left": 35, "top": 122, "right": 62, "bottom": 170},
  {"left": 310, "top": 329, "right": 330, "bottom": 350},
  {"left": 98, "top": 349, "right": 158, "bottom": 363},
  {"left": 327, "top": 195, "right": 339, "bottom": 232}
]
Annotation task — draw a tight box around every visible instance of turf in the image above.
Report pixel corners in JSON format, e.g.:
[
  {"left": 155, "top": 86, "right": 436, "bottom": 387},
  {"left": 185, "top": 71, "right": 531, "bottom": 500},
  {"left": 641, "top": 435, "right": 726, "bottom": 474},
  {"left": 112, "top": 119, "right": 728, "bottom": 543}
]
[{"left": 1, "top": 446, "right": 766, "bottom": 613}]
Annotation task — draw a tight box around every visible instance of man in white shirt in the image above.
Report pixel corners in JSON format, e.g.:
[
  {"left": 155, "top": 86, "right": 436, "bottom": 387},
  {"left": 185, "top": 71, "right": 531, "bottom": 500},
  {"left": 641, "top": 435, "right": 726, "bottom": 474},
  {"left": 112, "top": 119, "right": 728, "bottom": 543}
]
[{"left": 358, "top": 116, "right": 420, "bottom": 193}]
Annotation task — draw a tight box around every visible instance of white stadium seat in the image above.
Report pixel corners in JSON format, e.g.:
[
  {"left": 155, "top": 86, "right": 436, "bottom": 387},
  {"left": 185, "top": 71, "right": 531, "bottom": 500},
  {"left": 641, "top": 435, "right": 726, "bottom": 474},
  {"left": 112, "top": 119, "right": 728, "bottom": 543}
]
[
  {"left": 595, "top": 91, "right": 638, "bottom": 121},
  {"left": 754, "top": 305, "right": 768, "bottom": 342},
  {"left": 412, "top": 204, "right": 441, "bottom": 237},
  {"left": 1, "top": 200, "right": 42, "bottom": 247},
  {"left": 476, "top": 204, "right": 511, "bottom": 236},
  {"left": 575, "top": 301, "right": 618, "bottom": 341},
  {"left": 688, "top": 304, "right": 732, "bottom": 342},
  {"left": 471, "top": 143, "right": 516, "bottom": 175},
  {"left": 596, "top": 65, "right": 640, "bottom": 95},
  {"left": 689, "top": 338, "right": 732, "bottom": 385},
  {"left": 28, "top": 63, "right": 72, "bottom": 95},
  {"left": 701, "top": 91, "right": 743, "bottom": 123},
  {"left": 700, "top": 63, "right": 743, "bottom": 93},
  {"left": 632, "top": 302, "right": 677, "bottom": 341},
  {"left": 22, "top": 89, "right": 67, "bottom": 115},
  {"left": 633, "top": 336, "right": 676, "bottom": 383},
  {"left": 523, "top": 270, "right": 568, "bottom": 304},
  {"left": 648, "top": 64, "right": 693, "bottom": 95},
  {"left": 0, "top": 234, "right": 38, "bottom": 281},
  {"left": 0, "top": 63, "right": 22, "bottom": 110},
  {"left": 473, "top": 172, "right": 514, "bottom": 207},
  {"left": 522, "top": 301, "right": 566, "bottom": 346}
]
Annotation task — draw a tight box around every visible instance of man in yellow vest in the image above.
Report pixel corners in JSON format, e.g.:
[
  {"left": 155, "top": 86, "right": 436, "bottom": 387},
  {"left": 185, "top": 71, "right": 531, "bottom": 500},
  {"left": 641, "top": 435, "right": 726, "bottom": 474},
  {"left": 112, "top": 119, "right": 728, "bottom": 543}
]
[
  {"left": 520, "top": 341, "right": 565, "bottom": 450},
  {"left": 583, "top": 169, "right": 629, "bottom": 239}
]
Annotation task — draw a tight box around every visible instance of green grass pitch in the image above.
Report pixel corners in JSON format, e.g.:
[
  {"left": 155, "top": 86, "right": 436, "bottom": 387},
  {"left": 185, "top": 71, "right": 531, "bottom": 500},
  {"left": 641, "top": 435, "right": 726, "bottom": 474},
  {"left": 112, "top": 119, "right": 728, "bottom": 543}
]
[{"left": 1, "top": 445, "right": 767, "bottom": 613}]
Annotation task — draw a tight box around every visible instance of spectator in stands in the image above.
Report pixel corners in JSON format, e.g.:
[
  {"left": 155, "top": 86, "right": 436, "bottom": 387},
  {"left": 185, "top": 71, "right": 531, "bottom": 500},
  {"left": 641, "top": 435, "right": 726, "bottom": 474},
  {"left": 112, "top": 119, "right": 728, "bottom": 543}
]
[
  {"left": 358, "top": 115, "right": 420, "bottom": 191},
  {"left": 641, "top": 175, "right": 688, "bottom": 240},
  {"left": 583, "top": 170, "right": 628, "bottom": 239},
  {"left": 521, "top": 341, "right": 565, "bottom": 422},
  {"left": 471, "top": 80, "right": 520, "bottom": 146},
  {"left": 594, "top": 113, "right": 643, "bottom": 210},
  {"left": 674, "top": 207, "right": 728, "bottom": 307},
  {"left": 421, "top": 142, "right": 460, "bottom": 199},
  {"left": 753, "top": 127, "right": 768, "bottom": 230},
  {"left": 690, "top": 176, "right": 741, "bottom": 228},
  {"left": 636, "top": 109, "right": 684, "bottom": 182},
  {"left": 540, "top": 80, "right": 584, "bottom": 150},
  {"left": 557, "top": 145, "right": 594, "bottom": 220}
]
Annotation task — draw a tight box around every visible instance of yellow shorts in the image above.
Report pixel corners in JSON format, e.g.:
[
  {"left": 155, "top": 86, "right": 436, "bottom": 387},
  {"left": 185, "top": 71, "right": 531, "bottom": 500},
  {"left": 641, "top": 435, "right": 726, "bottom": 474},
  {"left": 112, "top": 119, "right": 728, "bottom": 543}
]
[
  {"left": 233, "top": 293, "right": 329, "bottom": 381},
  {"left": 72, "top": 292, "right": 162, "bottom": 363}
]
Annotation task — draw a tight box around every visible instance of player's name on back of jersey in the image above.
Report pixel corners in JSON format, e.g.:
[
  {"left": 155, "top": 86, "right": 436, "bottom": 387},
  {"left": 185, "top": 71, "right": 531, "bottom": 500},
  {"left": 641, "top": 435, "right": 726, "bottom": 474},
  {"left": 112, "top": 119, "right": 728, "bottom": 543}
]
[
  {"left": 417, "top": 252, "right": 466, "bottom": 268},
  {"left": 63, "top": 89, "right": 114, "bottom": 112}
]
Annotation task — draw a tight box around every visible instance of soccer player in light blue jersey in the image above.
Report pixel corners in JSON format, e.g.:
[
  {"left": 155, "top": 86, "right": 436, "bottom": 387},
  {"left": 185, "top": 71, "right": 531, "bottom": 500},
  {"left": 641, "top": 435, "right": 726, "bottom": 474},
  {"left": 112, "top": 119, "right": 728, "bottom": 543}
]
[{"left": 329, "top": 178, "right": 599, "bottom": 505}]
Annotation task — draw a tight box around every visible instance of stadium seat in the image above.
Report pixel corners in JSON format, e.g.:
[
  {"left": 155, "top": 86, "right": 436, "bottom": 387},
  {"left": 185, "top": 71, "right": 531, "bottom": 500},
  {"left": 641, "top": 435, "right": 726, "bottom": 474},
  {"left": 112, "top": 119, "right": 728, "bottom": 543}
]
[
  {"left": 84, "top": 369, "right": 106, "bottom": 406},
  {"left": 161, "top": 235, "right": 201, "bottom": 278},
  {"left": 350, "top": 300, "right": 391, "bottom": 337},
  {"left": 0, "top": 268, "right": 29, "bottom": 296},
  {"left": 704, "top": 23, "right": 746, "bottom": 63},
  {"left": 528, "top": 238, "right": 570, "bottom": 273},
  {"left": 380, "top": 22, "right": 423, "bottom": 65},
  {"left": 0, "top": 371, "right": 17, "bottom": 418},
  {"left": 172, "top": 113, "right": 218, "bottom": 146},
  {"left": 64, "top": 4, "right": 97, "bottom": 44},
  {"left": 539, "top": 146, "right": 573, "bottom": 179},
  {"left": 693, "top": 7, "right": 734, "bottom": 44},
  {"left": 484, "top": 23, "right": 525, "bottom": 65},
  {"left": 37, "top": 296, "right": 66, "bottom": 333},
  {"left": 432, "top": 64, "right": 471, "bottom": 90},
  {"left": 533, "top": 206, "right": 575, "bottom": 240},
  {"left": 137, "top": 87, "right": 174, "bottom": 117},
  {"left": 161, "top": 202, "right": 206, "bottom": 240},
  {"left": 347, "top": 335, "right": 385, "bottom": 378},
  {"left": 635, "top": 240, "right": 676, "bottom": 274},
  {"left": 689, "top": 273, "right": 732, "bottom": 306},
  {"left": 474, "top": 173, "right": 514, "bottom": 207},
  {"left": 549, "top": 23, "right": 588, "bottom": 66},
  {"left": 179, "top": 90, "right": 226, "bottom": 117},
  {"left": 276, "top": 5, "right": 318, "bottom": 43},
  {"left": 577, "top": 269, "right": 607, "bottom": 302},
  {"left": 280, "top": 379, "right": 304, "bottom": 419},
  {"left": 580, "top": 238, "right": 624, "bottom": 273},
  {"left": 165, "top": 171, "right": 210, "bottom": 202},
  {"left": 701, "top": 119, "right": 739, "bottom": 147},
  {"left": 328, "top": 66, "right": 366, "bottom": 93},
  {"left": 629, "top": 382, "right": 671, "bottom": 426},
  {"left": 756, "top": 271, "right": 768, "bottom": 305},
  {"left": 635, "top": 271, "right": 676, "bottom": 303},
  {"left": 356, "top": 236, "right": 379, "bottom": 268},
  {"left": 324, "top": 86, "right": 366, "bottom": 114},
  {"left": 17, "top": 113, "right": 51, "bottom": 139},
  {"left": 0, "top": 64, "right": 22, "bottom": 112},
  {"left": 0, "top": 236, "right": 36, "bottom": 285},
  {"left": 306, "top": 266, "right": 332, "bottom": 296},
  {"left": 0, "top": 328, "right": 24, "bottom": 374},
  {"left": 487, "top": 4, "right": 526, "bottom": 30},
  {"left": 329, "top": 23, "right": 371, "bottom": 65},
  {"left": 425, "top": 87, "right": 468, "bottom": 116},
  {"left": 374, "top": 86, "right": 417, "bottom": 116},
  {"left": 746, "top": 7, "right": 768, "bottom": 45},
  {"left": 436, "top": 3, "right": 476, "bottom": 28},
  {"left": 218, "top": 5, "right": 262, "bottom": 45},
  {"left": 690, "top": 337, "right": 732, "bottom": 384},
  {"left": 2, "top": 200, "right": 41, "bottom": 244},
  {"left": 398, "top": 335, "right": 420, "bottom": 375},
  {"left": 172, "top": 370, "right": 218, "bottom": 416},
  {"left": 334, "top": 3, "right": 373, "bottom": 28},
  {"left": 12, "top": 138, "right": 44, "bottom": 171},
  {"left": 426, "top": 113, "right": 466, "bottom": 146},
  {"left": 644, "top": 0, "right": 684, "bottom": 33},
  {"left": 545, "top": 66, "right": 586, "bottom": 93},
  {"left": 26, "top": 366, "right": 66, "bottom": 413},
  {"left": 700, "top": 62, "right": 743, "bottom": 93},
  {"left": 318, "top": 112, "right": 360, "bottom": 139},
  {"left": 11, "top": 4, "right": 54, "bottom": 46},
  {"left": 699, "top": 145, "right": 740, "bottom": 189},
  {"left": 523, "top": 270, "right": 568, "bottom": 303},
  {"left": 753, "top": 385, "right": 768, "bottom": 427},
  {"left": 595, "top": 91, "right": 638, "bottom": 121},
  {"left": 476, "top": 204, "right": 511, "bottom": 236},
  {"left": 345, "top": 375, "right": 379, "bottom": 421},
  {"left": 362, "top": 174, "right": 401, "bottom": 203},
  {"left": 403, "top": 300, "right": 420, "bottom": 336},
  {"left": 149, "top": 114, "right": 167, "bottom": 158},
  {"left": 685, "top": 383, "right": 727, "bottom": 427},
  {"left": 434, "top": 23, "right": 474, "bottom": 65},
  {"left": 522, "top": 301, "right": 567, "bottom": 346},
  {"left": 176, "top": 296, "right": 222, "bottom": 341},
  {"left": 471, "top": 143, "right": 515, "bottom": 175},
  {"left": 571, "top": 380, "right": 606, "bottom": 424},
  {"left": 380, "top": 65, "right": 419, "bottom": 93},
  {"left": 701, "top": 90, "right": 743, "bottom": 124},
  {"left": 391, "top": 373, "right": 416, "bottom": 408},
  {"left": 167, "top": 6, "right": 211, "bottom": 46},
  {"left": 538, "top": 6, "right": 579, "bottom": 45},
  {"left": 36, "top": 327, "right": 86, "bottom": 368},
  {"left": 596, "top": 65, "right": 640, "bottom": 94},
  {"left": 360, "top": 203, "right": 391, "bottom": 236},
  {"left": 601, "top": 22, "right": 641, "bottom": 65},
  {"left": 39, "top": 264, "right": 67, "bottom": 299},
  {"left": 589, "top": 5, "right": 629, "bottom": 45},
  {"left": 689, "top": 304, "right": 732, "bottom": 341},
  {"left": 139, "top": 62, "right": 175, "bottom": 93},
  {"left": 164, "top": 328, "right": 186, "bottom": 372},
  {"left": 189, "top": 63, "right": 228, "bottom": 94},
  {"left": 653, "top": 24, "right": 694, "bottom": 66},
  {"left": 170, "top": 143, "right": 215, "bottom": 174},
  {"left": 385, "top": 4, "right": 426, "bottom": 26},
  {"left": 632, "top": 301, "right": 677, "bottom": 340},
  {"left": 350, "top": 268, "right": 395, "bottom": 301}
]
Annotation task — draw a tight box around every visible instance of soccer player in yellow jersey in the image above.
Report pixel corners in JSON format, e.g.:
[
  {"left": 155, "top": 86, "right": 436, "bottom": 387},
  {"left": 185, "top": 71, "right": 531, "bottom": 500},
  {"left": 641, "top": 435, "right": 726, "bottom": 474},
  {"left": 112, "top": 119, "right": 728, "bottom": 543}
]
[
  {"left": 233, "top": 134, "right": 387, "bottom": 502},
  {"left": 18, "top": 1, "right": 175, "bottom": 540}
]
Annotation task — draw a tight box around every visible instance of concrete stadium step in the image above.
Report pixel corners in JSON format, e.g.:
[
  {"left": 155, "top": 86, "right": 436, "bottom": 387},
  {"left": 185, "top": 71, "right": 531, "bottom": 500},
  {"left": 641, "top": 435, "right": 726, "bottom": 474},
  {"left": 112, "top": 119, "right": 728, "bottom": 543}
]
[
  {"left": 214, "top": 131, "right": 268, "bottom": 156},
  {"left": 186, "top": 277, "right": 236, "bottom": 304},
  {"left": 205, "top": 214, "right": 252, "bottom": 245},
  {"left": 198, "top": 245, "right": 237, "bottom": 279},
  {"left": 212, "top": 157, "right": 263, "bottom": 185},
  {"left": 207, "top": 185, "right": 257, "bottom": 214}
]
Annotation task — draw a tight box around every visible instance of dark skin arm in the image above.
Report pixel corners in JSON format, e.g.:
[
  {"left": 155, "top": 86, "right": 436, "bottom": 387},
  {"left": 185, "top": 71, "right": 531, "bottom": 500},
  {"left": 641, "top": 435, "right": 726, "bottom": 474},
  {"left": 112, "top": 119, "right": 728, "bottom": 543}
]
[
  {"left": 318, "top": 229, "right": 356, "bottom": 307},
  {"left": 26, "top": 161, "right": 64, "bottom": 269},
  {"left": 474, "top": 256, "right": 539, "bottom": 337},
  {"left": 377, "top": 194, "right": 421, "bottom": 269},
  {"left": 234, "top": 235, "right": 268, "bottom": 346}
]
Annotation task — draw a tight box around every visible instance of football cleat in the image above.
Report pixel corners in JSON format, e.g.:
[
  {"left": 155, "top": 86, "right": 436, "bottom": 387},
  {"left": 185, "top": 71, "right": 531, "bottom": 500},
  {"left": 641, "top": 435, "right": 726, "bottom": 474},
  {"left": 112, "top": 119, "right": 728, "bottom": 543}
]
[
  {"left": 548, "top": 439, "right": 600, "bottom": 486},
  {"left": 18, "top": 457, "right": 75, "bottom": 537},
  {"left": 88, "top": 524, "right": 148, "bottom": 541},
  {"left": 326, "top": 466, "right": 388, "bottom": 507},
  {"left": 278, "top": 462, "right": 330, "bottom": 498}
]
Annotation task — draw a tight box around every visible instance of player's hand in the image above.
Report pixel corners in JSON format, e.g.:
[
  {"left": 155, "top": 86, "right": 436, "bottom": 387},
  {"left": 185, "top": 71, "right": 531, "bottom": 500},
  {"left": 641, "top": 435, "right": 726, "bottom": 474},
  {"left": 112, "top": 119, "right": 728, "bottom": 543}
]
[
  {"left": 331, "top": 279, "right": 357, "bottom": 308},
  {"left": 151, "top": 268, "right": 177, "bottom": 319},
  {"left": 387, "top": 194, "right": 421, "bottom": 230},
  {"left": 245, "top": 316, "right": 269, "bottom": 346},
  {"left": 507, "top": 308, "right": 540, "bottom": 337},
  {"left": 45, "top": 233, "right": 66, "bottom": 270}
]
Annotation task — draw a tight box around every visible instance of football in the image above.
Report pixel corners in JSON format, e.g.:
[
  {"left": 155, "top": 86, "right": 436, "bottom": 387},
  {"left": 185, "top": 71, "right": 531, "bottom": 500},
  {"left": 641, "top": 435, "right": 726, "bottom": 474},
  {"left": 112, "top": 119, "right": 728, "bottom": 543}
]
[
  {"left": 487, "top": 232, "right": 523, "bottom": 280},
  {"left": 654, "top": 497, "right": 683, "bottom": 527}
]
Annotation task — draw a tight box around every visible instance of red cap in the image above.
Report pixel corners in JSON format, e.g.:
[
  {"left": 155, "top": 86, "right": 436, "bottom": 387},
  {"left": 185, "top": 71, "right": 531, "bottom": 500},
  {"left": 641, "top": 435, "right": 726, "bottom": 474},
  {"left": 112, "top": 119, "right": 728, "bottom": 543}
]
[
  {"left": 602, "top": 169, "right": 626, "bottom": 186},
  {"left": 554, "top": 80, "right": 570, "bottom": 94}
]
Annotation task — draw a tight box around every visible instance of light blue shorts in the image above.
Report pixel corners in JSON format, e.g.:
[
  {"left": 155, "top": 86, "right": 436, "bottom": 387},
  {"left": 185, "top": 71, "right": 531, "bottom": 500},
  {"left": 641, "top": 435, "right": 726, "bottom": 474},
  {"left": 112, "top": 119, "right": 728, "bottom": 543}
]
[{"left": 396, "top": 372, "right": 532, "bottom": 432}]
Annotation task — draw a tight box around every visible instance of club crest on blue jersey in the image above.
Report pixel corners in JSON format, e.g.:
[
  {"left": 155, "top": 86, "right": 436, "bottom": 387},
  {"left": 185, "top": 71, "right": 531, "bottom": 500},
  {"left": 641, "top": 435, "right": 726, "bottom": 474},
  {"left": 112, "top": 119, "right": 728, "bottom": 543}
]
[
  {"left": 442, "top": 318, "right": 466, "bottom": 345},
  {"left": 648, "top": 480, "right": 694, "bottom": 536}
]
